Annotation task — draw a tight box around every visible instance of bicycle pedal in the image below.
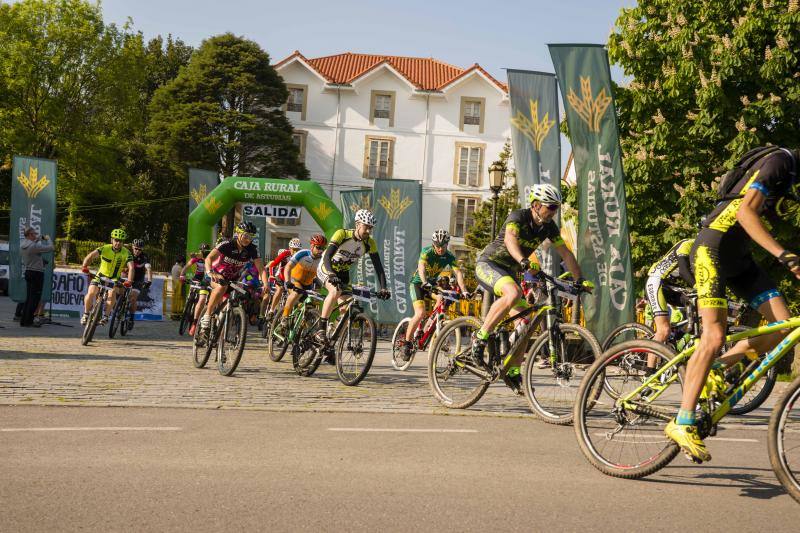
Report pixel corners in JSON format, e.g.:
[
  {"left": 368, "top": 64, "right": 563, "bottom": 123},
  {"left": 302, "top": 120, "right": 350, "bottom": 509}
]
[{"left": 682, "top": 452, "right": 704, "bottom": 465}]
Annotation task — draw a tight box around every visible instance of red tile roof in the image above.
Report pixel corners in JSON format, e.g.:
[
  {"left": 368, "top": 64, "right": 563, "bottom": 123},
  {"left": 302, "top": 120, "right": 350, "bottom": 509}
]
[{"left": 275, "top": 51, "right": 507, "bottom": 92}]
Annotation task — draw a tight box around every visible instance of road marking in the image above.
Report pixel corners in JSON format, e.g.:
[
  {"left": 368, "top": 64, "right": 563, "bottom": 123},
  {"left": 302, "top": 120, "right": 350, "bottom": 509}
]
[
  {"left": 0, "top": 427, "right": 182, "bottom": 432},
  {"left": 708, "top": 436, "right": 758, "bottom": 443},
  {"left": 328, "top": 428, "right": 477, "bottom": 433}
]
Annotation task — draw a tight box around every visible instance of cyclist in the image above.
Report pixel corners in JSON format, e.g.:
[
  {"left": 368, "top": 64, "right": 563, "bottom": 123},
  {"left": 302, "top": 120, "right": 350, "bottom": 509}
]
[
  {"left": 198, "top": 221, "right": 268, "bottom": 335},
  {"left": 315, "top": 209, "right": 390, "bottom": 346},
  {"left": 667, "top": 145, "right": 800, "bottom": 463},
  {"left": 263, "top": 238, "right": 302, "bottom": 324},
  {"left": 80, "top": 229, "right": 135, "bottom": 326},
  {"left": 127, "top": 238, "right": 152, "bottom": 330},
  {"left": 278, "top": 234, "right": 328, "bottom": 329},
  {"left": 401, "top": 229, "right": 468, "bottom": 361},
  {"left": 473, "top": 184, "right": 589, "bottom": 390},
  {"left": 644, "top": 238, "right": 694, "bottom": 344},
  {"left": 180, "top": 243, "right": 211, "bottom": 336}
]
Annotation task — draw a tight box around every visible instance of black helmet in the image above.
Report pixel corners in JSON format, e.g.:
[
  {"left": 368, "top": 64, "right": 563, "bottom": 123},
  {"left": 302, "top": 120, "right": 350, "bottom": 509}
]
[
  {"left": 199, "top": 243, "right": 211, "bottom": 253},
  {"left": 236, "top": 221, "right": 257, "bottom": 235},
  {"left": 132, "top": 239, "right": 145, "bottom": 248}
]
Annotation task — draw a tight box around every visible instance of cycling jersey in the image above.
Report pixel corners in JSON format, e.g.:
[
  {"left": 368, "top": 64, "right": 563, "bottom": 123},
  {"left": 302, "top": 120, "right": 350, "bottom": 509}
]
[
  {"left": 288, "top": 249, "right": 321, "bottom": 288},
  {"left": 322, "top": 229, "right": 378, "bottom": 273},
  {"left": 188, "top": 257, "right": 207, "bottom": 280},
  {"left": 268, "top": 249, "right": 292, "bottom": 281},
  {"left": 645, "top": 239, "right": 693, "bottom": 317},
  {"left": 130, "top": 251, "right": 151, "bottom": 283},
  {"left": 94, "top": 244, "right": 131, "bottom": 280},
  {"left": 411, "top": 246, "right": 459, "bottom": 284},
  {"left": 212, "top": 238, "right": 259, "bottom": 280},
  {"left": 691, "top": 148, "right": 796, "bottom": 309},
  {"left": 478, "top": 208, "right": 564, "bottom": 273}
]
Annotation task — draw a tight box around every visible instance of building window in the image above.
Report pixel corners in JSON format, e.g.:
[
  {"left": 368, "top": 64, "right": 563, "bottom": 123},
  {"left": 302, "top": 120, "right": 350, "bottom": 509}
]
[
  {"left": 270, "top": 234, "right": 299, "bottom": 258},
  {"left": 451, "top": 196, "right": 480, "bottom": 238},
  {"left": 272, "top": 213, "right": 301, "bottom": 227},
  {"left": 364, "top": 136, "right": 394, "bottom": 179},
  {"left": 291, "top": 131, "right": 307, "bottom": 162},
  {"left": 285, "top": 84, "right": 308, "bottom": 121},
  {"left": 454, "top": 143, "right": 485, "bottom": 187},
  {"left": 460, "top": 97, "right": 486, "bottom": 133},
  {"left": 370, "top": 90, "right": 396, "bottom": 126}
]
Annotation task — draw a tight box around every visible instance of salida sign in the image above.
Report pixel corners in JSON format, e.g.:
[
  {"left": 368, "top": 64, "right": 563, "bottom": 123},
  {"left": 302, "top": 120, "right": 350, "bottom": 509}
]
[{"left": 243, "top": 204, "right": 301, "bottom": 219}]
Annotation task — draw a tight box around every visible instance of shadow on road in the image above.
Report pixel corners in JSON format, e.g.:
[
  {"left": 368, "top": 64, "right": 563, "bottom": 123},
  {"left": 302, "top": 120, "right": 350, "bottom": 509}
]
[
  {"left": 0, "top": 351, "right": 150, "bottom": 362},
  {"left": 647, "top": 465, "right": 786, "bottom": 500}
]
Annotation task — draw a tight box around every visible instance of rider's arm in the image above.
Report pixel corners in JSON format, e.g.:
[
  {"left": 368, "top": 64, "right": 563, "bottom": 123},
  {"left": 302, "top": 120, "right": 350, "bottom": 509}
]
[
  {"left": 282, "top": 260, "right": 293, "bottom": 284},
  {"left": 368, "top": 252, "right": 387, "bottom": 290},
  {"left": 253, "top": 258, "right": 268, "bottom": 287},
  {"left": 737, "top": 188, "right": 788, "bottom": 258},
  {"left": 205, "top": 249, "right": 221, "bottom": 280},
  {"left": 454, "top": 268, "right": 468, "bottom": 294},
  {"left": 503, "top": 226, "right": 526, "bottom": 264},
  {"left": 82, "top": 249, "right": 99, "bottom": 269},
  {"left": 322, "top": 242, "right": 338, "bottom": 273},
  {"left": 126, "top": 261, "right": 135, "bottom": 279},
  {"left": 268, "top": 250, "right": 290, "bottom": 271},
  {"left": 417, "top": 260, "right": 428, "bottom": 284},
  {"left": 179, "top": 260, "right": 192, "bottom": 278},
  {"left": 554, "top": 243, "right": 583, "bottom": 279}
]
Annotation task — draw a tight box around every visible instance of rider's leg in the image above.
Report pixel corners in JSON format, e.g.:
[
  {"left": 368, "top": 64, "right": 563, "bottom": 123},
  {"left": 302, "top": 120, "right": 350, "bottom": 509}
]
[
  {"left": 269, "top": 285, "right": 285, "bottom": 314},
  {"left": 405, "top": 283, "right": 426, "bottom": 343},
  {"left": 282, "top": 288, "right": 301, "bottom": 319},
  {"left": 650, "top": 314, "right": 671, "bottom": 369},
  {"left": 681, "top": 307, "right": 727, "bottom": 414},
  {"left": 201, "top": 282, "right": 227, "bottom": 329},
  {"left": 194, "top": 293, "right": 208, "bottom": 321},
  {"left": 83, "top": 284, "right": 99, "bottom": 314},
  {"left": 105, "top": 286, "right": 119, "bottom": 317},
  {"left": 479, "top": 279, "right": 521, "bottom": 337},
  {"left": 320, "top": 281, "right": 341, "bottom": 320}
]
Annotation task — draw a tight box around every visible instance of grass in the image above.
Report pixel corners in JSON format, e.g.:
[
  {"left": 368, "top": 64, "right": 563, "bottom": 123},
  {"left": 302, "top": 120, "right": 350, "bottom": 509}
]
[{"left": 777, "top": 373, "right": 797, "bottom": 382}]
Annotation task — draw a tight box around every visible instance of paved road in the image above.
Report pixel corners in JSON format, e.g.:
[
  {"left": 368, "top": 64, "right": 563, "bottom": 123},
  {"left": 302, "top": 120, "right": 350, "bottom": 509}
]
[{"left": 2, "top": 406, "right": 799, "bottom": 532}]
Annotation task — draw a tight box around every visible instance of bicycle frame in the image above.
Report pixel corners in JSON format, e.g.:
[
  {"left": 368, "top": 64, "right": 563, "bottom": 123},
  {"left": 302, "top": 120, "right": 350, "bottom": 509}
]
[
  {"left": 619, "top": 316, "right": 800, "bottom": 424},
  {"left": 413, "top": 290, "right": 461, "bottom": 350}
]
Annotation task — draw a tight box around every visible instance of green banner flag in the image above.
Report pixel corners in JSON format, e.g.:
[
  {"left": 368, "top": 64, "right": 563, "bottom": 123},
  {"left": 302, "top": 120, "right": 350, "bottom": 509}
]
[
  {"left": 340, "top": 189, "right": 375, "bottom": 307},
  {"left": 372, "top": 180, "right": 421, "bottom": 324},
  {"left": 549, "top": 44, "right": 634, "bottom": 340},
  {"left": 188, "top": 168, "right": 219, "bottom": 213},
  {"left": 507, "top": 69, "right": 561, "bottom": 276},
  {"left": 9, "top": 156, "right": 57, "bottom": 303}
]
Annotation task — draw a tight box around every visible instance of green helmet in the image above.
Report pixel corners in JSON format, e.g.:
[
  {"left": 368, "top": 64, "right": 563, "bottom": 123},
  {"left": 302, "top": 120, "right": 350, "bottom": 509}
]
[{"left": 110, "top": 228, "right": 127, "bottom": 241}]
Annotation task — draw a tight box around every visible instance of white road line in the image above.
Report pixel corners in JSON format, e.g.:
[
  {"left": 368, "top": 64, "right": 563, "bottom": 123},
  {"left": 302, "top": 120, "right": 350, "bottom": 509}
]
[
  {"left": 1, "top": 427, "right": 182, "bottom": 432},
  {"left": 708, "top": 436, "right": 758, "bottom": 443},
  {"left": 328, "top": 428, "right": 477, "bottom": 433}
]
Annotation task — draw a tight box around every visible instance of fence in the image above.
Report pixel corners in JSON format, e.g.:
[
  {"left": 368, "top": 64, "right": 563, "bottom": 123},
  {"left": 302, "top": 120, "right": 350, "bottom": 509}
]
[{"left": 55, "top": 239, "right": 188, "bottom": 273}]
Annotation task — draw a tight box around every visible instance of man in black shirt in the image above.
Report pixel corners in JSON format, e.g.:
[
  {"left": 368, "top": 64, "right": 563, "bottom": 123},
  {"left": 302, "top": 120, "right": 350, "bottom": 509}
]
[{"left": 127, "top": 239, "right": 152, "bottom": 329}]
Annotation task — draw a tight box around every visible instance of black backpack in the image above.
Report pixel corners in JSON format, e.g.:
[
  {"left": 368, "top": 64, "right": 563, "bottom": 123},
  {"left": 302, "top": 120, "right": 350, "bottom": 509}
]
[{"left": 716, "top": 145, "right": 784, "bottom": 201}]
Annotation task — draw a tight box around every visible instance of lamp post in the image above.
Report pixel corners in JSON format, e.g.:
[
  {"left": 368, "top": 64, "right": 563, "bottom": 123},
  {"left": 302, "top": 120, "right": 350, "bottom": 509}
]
[{"left": 482, "top": 162, "right": 506, "bottom": 317}]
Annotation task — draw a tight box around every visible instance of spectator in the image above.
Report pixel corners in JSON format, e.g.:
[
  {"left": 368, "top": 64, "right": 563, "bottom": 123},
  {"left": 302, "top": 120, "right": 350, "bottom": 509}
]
[
  {"left": 170, "top": 255, "right": 186, "bottom": 320},
  {"left": 19, "top": 228, "right": 53, "bottom": 327}
]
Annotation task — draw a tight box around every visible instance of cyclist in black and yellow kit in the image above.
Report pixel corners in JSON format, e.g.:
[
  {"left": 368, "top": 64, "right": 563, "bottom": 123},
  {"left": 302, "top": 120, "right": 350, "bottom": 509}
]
[
  {"left": 80, "top": 229, "right": 135, "bottom": 326},
  {"left": 666, "top": 146, "right": 800, "bottom": 463},
  {"left": 645, "top": 238, "right": 694, "bottom": 345}
]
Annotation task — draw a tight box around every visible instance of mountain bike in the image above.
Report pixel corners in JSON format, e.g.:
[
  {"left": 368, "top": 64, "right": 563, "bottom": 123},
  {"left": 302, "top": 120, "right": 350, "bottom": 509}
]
[
  {"left": 390, "top": 287, "right": 465, "bottom": 371},
  {"left": 572, "top": 312, "right": 800, "bottom": 503},
  {"left": 191, "top": 280, "right": 249, "bottom": 376},
  {"left": 290, "top": 284, "right": 380, "bottom": 386},
  {"left": 108, "top": 279, "right": 132, "bottom": 338},
  {"left": 179, "top": 279, "right": 206, "bottom": 336},
  {"left": 80, "top": 274, "right": 119, "bottom": 346},
  {"left": 266, "top": 286, "right": 325, "bottom": 374},
  {"left": 602, "top": 288, "right": 775, "bottom": 415}
]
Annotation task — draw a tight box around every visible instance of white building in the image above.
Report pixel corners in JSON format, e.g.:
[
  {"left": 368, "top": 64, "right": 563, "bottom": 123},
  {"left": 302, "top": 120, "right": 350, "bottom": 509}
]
[{"left": 269, "top": 51, "right": 511, "bottom": 262}]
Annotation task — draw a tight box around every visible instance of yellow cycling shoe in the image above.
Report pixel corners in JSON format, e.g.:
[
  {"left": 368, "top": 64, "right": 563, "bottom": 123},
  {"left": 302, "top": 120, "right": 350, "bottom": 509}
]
[{"left": 665, "top": 420, "right": 711, "bottom": 463}]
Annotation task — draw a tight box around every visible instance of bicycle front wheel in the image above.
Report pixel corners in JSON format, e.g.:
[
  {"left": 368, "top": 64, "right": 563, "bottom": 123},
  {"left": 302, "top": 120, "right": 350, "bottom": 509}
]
[
  {"left": 81, "top": 298, "right": 102, "bottom": 346},
  {"left": 218, "top": 306, "right": 247, "bottom": 376},
  {"left": 335, "top": 313, "right": 377, "bottom": 386},
  {"left": 192, "top": 318, "right": 212, "bottom": 369},
  {"left": 179, "top": 294, "right": 195, "bottom": 336},
  {"left": 573, "top": 340, "right": 683, "bottom": 479},
  {"left": 523, "top": 323, "right": 602, "bottom": 425},
  {"left": 390, "top": 318, "right": 415, "bottom": 371},
  {"left": 427, "top": 316, "right": 488, "bottom": 409},
  {"left": 768, "top": 376, "right": 800, "bottom": 504},
  {"left": 602, "top": 322, "right": 654, "bottom": 351},
  {"left": 267, "top": 312, "right": 290, "bottom": 362},
  {"left": 291, "top": 308, "right": 322, "bottom": 377}
]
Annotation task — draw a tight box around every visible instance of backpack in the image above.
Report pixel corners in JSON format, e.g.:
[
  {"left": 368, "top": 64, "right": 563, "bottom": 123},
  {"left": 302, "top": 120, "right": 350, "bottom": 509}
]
[{"left": 717, "top": 146, "right": 783, "bottom": 201}]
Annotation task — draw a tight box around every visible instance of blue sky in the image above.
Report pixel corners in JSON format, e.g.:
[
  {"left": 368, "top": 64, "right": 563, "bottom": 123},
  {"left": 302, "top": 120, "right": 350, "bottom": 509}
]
[{"left": 100, "top": 0, "right": 635, "bottom": 82}]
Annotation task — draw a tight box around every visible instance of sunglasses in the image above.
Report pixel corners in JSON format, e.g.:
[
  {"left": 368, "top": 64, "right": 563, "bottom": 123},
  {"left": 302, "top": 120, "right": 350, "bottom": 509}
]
[
  {"left": 543, "top": 204, "right": 560, "bottom": 212},
  {"left": 238, "top": 232, "right": 255, "bottom": 240}
]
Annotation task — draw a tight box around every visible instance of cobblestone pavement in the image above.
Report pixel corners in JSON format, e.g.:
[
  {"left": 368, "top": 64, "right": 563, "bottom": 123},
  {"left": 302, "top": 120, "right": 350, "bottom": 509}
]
[{"left": 0, "top": 297, "right": 532, "bottom": 416}]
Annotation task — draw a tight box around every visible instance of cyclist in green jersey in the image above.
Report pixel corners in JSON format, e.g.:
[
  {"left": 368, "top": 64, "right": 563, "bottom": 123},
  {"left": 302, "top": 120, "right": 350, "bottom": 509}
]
[
  {"left": 400, "top": 229, "right": 469, "bottom": 360},
  {"left": 80, "top": 228, "right": 134, "bottom": 326}
]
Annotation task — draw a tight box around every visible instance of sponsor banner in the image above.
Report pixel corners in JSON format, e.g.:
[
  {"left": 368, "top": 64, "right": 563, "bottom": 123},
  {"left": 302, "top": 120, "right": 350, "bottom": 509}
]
[
  {"left": 242, "top": 204, "right": 301, "bottom": 219},
  {"left": 549, "top": 44, "right": 635, "bottom": 340},
  {"left": 49, "top": 268, "right": 165, "bottom": 320},
  {"left": 507, "top": 69, "right": 561, "bottom": 277},
  {"left": 10, "top": 156, "right": 57, "bottom": 303},
  {"left": 340, "top": 189, "right": 374, "bottom": 302},
  {"left": 372, "top": 180, "right": 421, "bottom": 324},
  {"left": 188, "top": 168, "right": 219, "bottom": 213}
]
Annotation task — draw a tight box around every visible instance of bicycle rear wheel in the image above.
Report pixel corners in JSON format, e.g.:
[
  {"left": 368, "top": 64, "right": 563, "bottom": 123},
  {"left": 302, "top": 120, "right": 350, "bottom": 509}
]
[
  {"left": 179, "top": 293, "right": 195, "bottom": 336},
  {"left": 390, "top": 318, "right": 415, "bottom": 371},
  {"left": 218, "top": 306, "right": 247, "bottom": 376},
  {"left": 335, "top": 313, "right": 377, "bottom": 386},
  {"left": 602, "top": 322, "right": 654, "bottom": 351},
  {"left": 768, "top": 376, "right": 800, "bottom": 504},
  {"left": 427, "top": 316, "right": 488, "bottom": 409},
  {"left": 523, "top": 323, "right": 602, "bottom": 425},
  {"left": 573, "top": 340, "right": 683, "bottom": 479}
]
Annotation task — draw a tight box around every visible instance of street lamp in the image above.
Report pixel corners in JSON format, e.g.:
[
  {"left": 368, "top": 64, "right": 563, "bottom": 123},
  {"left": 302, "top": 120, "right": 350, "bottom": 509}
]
[{"left": 482, "top": 162, "right": 506, "bottom": 317}]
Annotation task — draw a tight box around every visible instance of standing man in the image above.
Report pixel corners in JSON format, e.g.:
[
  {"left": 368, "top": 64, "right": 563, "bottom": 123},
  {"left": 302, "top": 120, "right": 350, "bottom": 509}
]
[{"left": 19, "top": 227, "right": 53, "bottom": 327}]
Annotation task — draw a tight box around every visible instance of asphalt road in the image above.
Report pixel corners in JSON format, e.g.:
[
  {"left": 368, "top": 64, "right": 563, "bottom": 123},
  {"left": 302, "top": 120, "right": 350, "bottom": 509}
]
[{"left": 2, "top": 405, "right": 799, "bottom": 532}]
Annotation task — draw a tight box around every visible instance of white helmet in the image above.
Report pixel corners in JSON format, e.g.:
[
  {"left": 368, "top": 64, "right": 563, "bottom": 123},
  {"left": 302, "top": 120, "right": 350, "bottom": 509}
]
[
  {"left": 432, "top": 229, "right": 450, "bottom": 245},
  {"left": 528, "top": 183, "right": 562, "bottom": 206},
  {"left": 288, "top": 238, "right": 302, "bottom": 249},
  {"left": 354, "top": 209, "right": 376, "bottom": 226}
]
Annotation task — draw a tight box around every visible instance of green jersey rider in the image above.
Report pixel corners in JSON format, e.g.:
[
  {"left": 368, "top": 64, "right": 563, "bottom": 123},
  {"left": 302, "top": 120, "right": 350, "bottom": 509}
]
[{"left": 80, "top": 228, "right": 135, "bottom": 326}]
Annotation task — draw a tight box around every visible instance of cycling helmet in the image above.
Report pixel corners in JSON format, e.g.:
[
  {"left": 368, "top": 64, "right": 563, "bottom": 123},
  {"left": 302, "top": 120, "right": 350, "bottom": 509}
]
[
  {"left": 236, "top": 221, "right": 257, "bottom": 235},
  {"left": 310, "top": 234, "right": 327, "bottom": 247},
  {"left": 288, "top": 238, "right": 302, "bottom": 249},
  {"left": 199, "top": 243, "right": 211, "bottom": 253},
  {"left": 354, "top": 209, "right": 376, "bottom": 226},
  {"left": 132, "top": 239, "right": 144, "bottom": 248},
  {"left": 432, "top": 229, "right": 450, "bottom": 245},
  {"left": 528, "top": 183, "right": 562, "bottom": 206},
  {"left": 110, "top": 228, "right": 127, "bottom": 241}
]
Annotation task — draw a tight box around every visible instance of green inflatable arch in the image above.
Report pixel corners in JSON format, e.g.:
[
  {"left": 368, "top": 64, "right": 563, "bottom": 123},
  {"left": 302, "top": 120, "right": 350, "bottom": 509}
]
[{"left": 187, "top": 177, "right": 343, "bottom": 254}]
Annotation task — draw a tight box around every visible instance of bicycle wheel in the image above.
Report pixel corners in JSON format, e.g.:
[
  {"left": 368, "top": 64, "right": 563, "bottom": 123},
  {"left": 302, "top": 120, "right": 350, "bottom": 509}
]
[
  {"left": 523, "top": 323, "right": 602, "bottom": 425},
  {"left": 192, "top": 317, "right": 213, "bottom": 369},
  {"left": 108, "top": 299, "right": 122, "bottom": 339},
  {"left": 335, "top": 312, "right": 377, "bottom": 386},
  {"left": 218, "top": 306, "right": 247, "bottom": 376},
  {"left": 427, "top": 316, "right": 488, "bottom": 409},
  {"left": 179, "top": 293, "right": 195, "bottom": 336},
  {"left": 602, "top": 322, "right": 654, "bottom": 351},
  {"left": 267, "top": 312, "right": 290, "bottom": 362},
  {"left": 291, "top": 309, "right": 322, "bottom": 377},
  {"left": 768, "top": 376, "right": 800, "bottom": 504},
  {"left": 573, "top": 340, "right": 684, "bottom": 479},
  {"left": 81, "top": 298, "right": 102, "bottom": 346},
  {"left": 390, "top": 318, "right": 415, "bottom": 371}
]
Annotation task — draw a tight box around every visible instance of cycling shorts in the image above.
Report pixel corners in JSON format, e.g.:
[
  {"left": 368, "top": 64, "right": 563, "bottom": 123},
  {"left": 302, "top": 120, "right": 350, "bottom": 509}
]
[
  {"left": 690, "top": 229, "right": 781, "bottom": 310},
  {"left": 409, "top": 282, "right": 426, "bottom": 306},
  {"left": 316, "top": 263, "right": 350, "bottom": 288},
  {"left": 475, "top": 259, "right": 528, "bottom": 310}
]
